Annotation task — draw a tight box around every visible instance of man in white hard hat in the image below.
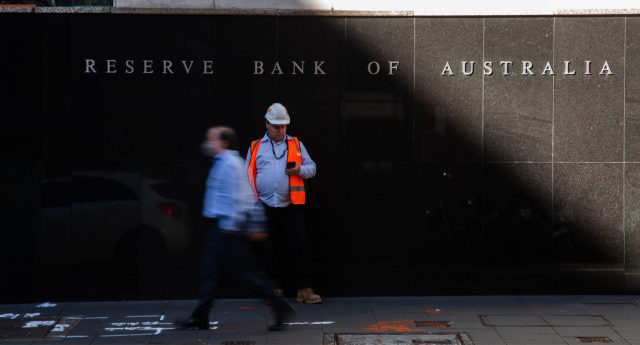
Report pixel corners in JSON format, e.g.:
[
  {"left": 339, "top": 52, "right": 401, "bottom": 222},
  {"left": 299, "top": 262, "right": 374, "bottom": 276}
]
[{"left": 245, "top": 103, "right": 321, "bottom": 304}]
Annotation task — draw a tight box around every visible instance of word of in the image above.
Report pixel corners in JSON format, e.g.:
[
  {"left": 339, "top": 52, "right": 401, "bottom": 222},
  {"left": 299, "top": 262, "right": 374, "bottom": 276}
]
[
  {"left": 367, "top": 61, "right": 401, "bottom": 75},
  {"left": 253, "top": 61, "right": 327, "bottom": 75},
  {"left": 441, "top": 60, "right": 614, "bottom": 76}
]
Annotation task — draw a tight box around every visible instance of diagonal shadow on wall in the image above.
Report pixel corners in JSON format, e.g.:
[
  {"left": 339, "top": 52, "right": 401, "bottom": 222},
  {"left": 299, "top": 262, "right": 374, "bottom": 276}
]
[{"left": 0, "top": 10, "right": 637, "bottom": 303}]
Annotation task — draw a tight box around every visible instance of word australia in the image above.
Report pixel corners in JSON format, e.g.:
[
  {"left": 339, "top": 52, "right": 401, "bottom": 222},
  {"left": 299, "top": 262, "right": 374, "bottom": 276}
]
[{"left": 441, "top": 60, "right": 614, "bottom": 76}]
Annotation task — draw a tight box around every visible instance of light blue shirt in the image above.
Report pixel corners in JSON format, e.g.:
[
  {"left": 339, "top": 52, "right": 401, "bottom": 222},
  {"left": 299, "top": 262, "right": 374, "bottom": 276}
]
[
  {"left": 245, "top": 133, "right": 316, "bottom": 208},
  {"left": 203, "top": 150, "right": 265, "bottom": 231}
]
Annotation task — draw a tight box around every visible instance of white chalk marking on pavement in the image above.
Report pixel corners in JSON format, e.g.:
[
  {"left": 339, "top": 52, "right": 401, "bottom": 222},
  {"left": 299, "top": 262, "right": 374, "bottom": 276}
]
[
  {"left": 37, "top": 303, "right": 57, "bottom": 308},
  {"left": 103, "top": 327, "right": 175, "bottom": 335},
  {"left": 0, "top": 314, "right": 18, "bottom": 319},
  {"left": 210, "top": 321, "right": 219, "bottom": 325},
  {"left": 23, "top": 321, "right": 57, "bottom": 328},
  {"left": 284, "top": 321, "right": 335, "bottom": 325},
  {"left": 101, "top": 333, "right": 154, "bottom": 337},
  {"left": 25, "top": 313, "right": 40, "bottom": 318},
  {"left": 110, "top": 322, "right": 162, "bottom": 326},
  {"left": 126, "top": 315, "right": 160, "bottom": 318},
  {"left": 52, "top": 324, "right": 70, "bottom": 332},
  {"left": 65, "top": 336, "right": 89, "bottom": 338},
  {"left": 105, "top": 327, "right": 155, "bottom": 331},
  {"left": 85, "top": 317, "right": 109, "bottom": 319},
  {"left": 160, "top": 315, "right": 165, "bottom": 321}
]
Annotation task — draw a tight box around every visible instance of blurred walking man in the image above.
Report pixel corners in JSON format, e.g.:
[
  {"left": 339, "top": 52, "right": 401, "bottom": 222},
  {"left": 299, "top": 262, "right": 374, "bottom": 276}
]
[
  {"left": 175, "top": 126, "right": 295, "bottom": 332},
  {"left": 246, "top": 104, "right": 321, "bottom": 304}
]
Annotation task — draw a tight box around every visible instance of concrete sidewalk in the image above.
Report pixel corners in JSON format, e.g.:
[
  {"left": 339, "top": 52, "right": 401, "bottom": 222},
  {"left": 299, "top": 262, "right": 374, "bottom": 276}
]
[{"left": 1, "top": 295, "right": 640, "bottom": 345}]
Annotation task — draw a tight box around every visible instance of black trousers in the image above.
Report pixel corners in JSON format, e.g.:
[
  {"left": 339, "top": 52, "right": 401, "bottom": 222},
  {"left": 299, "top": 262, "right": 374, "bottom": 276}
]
[
  {"left": 262, "top": 203, "right": 311, "bottom": 290},
  {"left": 191, "top": 218, "right": 290, "bottom": 321}
]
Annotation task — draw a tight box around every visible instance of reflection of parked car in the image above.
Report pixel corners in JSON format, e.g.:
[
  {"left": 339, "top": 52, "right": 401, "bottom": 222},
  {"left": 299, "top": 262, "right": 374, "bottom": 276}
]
[{"left": 40, "top": 171, "right": 193, "bottom": 271}]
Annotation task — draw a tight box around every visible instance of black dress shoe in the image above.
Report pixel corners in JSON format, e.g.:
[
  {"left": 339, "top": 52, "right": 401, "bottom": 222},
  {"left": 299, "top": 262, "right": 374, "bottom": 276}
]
[{"left": 173, "top": 317, "right": 209, "bottom": 330}]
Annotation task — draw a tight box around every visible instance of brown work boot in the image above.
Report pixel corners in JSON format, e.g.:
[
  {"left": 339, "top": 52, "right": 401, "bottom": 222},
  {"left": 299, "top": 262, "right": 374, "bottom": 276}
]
[
  {"left": 266, "top": 288, "right": 284, "bottom": 305},
  {"left": 296, "top": 288, "right": 322, "bottom": 304}
]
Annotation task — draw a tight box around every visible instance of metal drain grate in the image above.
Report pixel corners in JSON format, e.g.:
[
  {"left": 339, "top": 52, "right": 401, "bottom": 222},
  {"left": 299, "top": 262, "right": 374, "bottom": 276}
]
[
  {"left": 221, "top": 342, "right": 255, "bottom": 345},
  {"left": 577, "top": 337, "right": 613, "bottom": 343},
  {"left": 324, "top": 333, "right": 473, "bottom": 345},
  {"left": 414, "top": 321, "right": 452, "bottom": 328},
  {"left": 0, "top": 316, "right": 81, "bottom": 342}
]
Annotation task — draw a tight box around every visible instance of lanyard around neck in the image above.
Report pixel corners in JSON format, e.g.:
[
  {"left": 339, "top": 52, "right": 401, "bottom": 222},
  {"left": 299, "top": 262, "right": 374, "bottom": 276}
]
[{"left": 270, "top": 138, "right": 288, "bottom": 160}]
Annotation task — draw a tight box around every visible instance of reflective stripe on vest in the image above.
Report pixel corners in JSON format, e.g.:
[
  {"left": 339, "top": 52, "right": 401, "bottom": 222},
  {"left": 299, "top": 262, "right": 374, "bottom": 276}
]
[
  {"left": 286, "top": 137, "right": 305, "bottom": 205},
  {"left": 247, "top": 139, "right": 263, "bottom": 202},
  {"left": 248, "top": 136, "right": 306, "bottom": 205}
]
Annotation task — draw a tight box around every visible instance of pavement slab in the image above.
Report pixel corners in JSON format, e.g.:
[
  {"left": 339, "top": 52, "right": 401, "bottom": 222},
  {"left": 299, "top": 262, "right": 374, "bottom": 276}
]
[
  {"left": 437, "top": 314, "right": 485, "bottom": 329},
  {"left": 496, "top": 326, "right": 560, "bottom": 336},
  {"left": 553, "top": 326, "right": 623, "bottom": 337},
  {"left": 476, "top": 305, "right": 537, "bottom": 315},
  {"left": 2, "top": 296, "right": 640, "bottom": 344},
  {"left": 455, "top": 328, "right": 506, "bottom": 345},
  {"left": 503, "top": 340, "right": 567, "bottom": 345},
  {"left": 468, "top": 296, "right": 527, "bottom": 306},
  {"left": 207, "top": 330, "right": 266, "bottom": 345},
  {"left": 481, "top": 315, "right": 549, "bottom": 327},
  {"left": 60, "top": 302, "right": 119, "bottom": 318},
  {"left": 10, "top": 302, "right": 68, "bottom": 317},
  {"left": 165, "top": 300, "right": 200, "bottom": 309},
  {"left": 618, "top": 332, "right": 640, "bottom": 339},
  {"left": 543, "top": 315, "right": 612, "bottom": 326}
]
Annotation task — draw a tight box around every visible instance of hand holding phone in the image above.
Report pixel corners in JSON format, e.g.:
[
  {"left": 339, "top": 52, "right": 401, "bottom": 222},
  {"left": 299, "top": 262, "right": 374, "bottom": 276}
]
[{"left": 286, "top": 162, "right": 296, "bottom": 169}]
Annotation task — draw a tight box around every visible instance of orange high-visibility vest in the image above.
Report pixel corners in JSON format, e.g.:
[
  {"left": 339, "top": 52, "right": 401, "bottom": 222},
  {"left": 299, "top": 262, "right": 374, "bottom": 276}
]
[{"left": 248, "top": 137, "right": 305, "bottom": 205}]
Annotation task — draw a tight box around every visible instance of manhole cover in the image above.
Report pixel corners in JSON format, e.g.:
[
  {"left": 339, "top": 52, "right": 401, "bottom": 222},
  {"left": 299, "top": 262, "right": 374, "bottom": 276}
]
[
  {"left": 577, "top": 338, "right": 613, "bottom": 343},
  {"left": 324, "top": 333, "right": 473, "bottom": 345},
  {"left": 0, "top": 316, "right": 82, "bottom": 342},
  {"left": 414, "top": 321, "right": 451, "bottom": 328}
]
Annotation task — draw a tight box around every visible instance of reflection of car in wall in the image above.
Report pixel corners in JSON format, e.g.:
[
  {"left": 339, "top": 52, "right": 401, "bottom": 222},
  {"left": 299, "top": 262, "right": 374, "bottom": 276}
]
[{"left": 40, "top": 171, "right": 193, "bottom": 272}]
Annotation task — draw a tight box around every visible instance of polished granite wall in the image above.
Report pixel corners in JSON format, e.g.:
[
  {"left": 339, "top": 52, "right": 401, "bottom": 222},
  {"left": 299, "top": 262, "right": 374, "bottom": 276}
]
[{"left": 0, "top": 14, "right": 638, "bottom": 303}]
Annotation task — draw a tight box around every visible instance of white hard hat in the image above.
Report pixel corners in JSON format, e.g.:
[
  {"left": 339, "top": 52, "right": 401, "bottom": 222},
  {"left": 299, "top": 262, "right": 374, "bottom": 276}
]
[{"left": 264, "top": 103, "right": 290, "bottom": 125}]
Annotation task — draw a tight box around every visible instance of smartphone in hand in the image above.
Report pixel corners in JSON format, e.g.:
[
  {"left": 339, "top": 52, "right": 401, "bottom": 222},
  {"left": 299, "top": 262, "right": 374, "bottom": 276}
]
[{"left": 286, "top": 162, "right": 296, "bottom": 169}]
